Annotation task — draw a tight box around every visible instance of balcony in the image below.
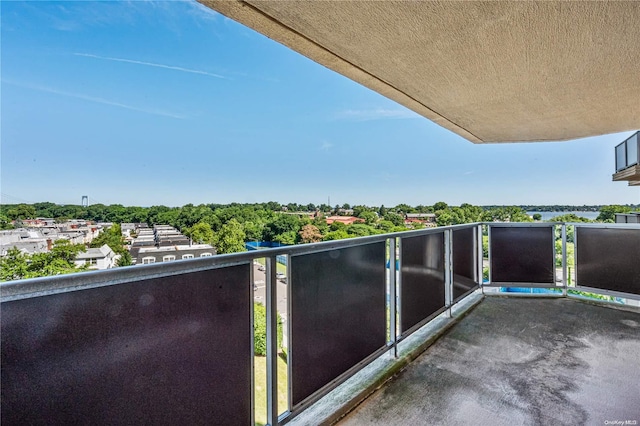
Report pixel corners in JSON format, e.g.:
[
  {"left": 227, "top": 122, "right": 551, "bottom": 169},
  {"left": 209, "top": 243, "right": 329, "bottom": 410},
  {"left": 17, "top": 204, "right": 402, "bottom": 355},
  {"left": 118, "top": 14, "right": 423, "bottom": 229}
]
[
  {"left": 613, "top": 131, "right": 640, "bottom": 186},
  {"left": 2, "top": 222, "right": 639, "bottom": 425}
]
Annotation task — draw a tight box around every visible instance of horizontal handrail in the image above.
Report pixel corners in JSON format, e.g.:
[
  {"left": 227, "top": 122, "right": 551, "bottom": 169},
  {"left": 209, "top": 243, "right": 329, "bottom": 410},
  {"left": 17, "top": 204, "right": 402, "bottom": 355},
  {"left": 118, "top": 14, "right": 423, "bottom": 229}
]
[{"left": 0, "top": 223, "right": 480, "bottom": 301}]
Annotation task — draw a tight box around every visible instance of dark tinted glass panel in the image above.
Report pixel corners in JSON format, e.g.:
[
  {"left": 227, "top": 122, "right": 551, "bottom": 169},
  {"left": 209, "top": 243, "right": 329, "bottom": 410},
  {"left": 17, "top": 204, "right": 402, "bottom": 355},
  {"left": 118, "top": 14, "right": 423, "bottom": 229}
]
[
  {"left": 400, "top": 233, "right": 445, "bottom": 333},
  {"left": 290, "top": 243, "right": 386, "bottom": 406},
  {"left": 1, "top": 266, "right": 251, "bottom": 425},
  {"left": 628, "top": 134, "right": 638, "bottom": 166},
  {"left": 490, "top": 227, "right": 554, "bottom": 283},
  {"left": 576, "top": 227, "right": 640, "bottom": 295},
  {"left": 453, "top": 227, "right": 478, "bottom": 301},
  {"left": 616, "top": 143, "right": 627, "bottom": 170}
]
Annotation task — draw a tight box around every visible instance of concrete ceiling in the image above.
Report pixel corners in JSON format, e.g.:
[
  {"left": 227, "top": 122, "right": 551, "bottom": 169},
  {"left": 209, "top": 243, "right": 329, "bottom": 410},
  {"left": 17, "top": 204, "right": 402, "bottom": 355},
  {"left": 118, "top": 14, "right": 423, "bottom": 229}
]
[{"left": 200, "top": 1, "right": 640, "bottom": 144}]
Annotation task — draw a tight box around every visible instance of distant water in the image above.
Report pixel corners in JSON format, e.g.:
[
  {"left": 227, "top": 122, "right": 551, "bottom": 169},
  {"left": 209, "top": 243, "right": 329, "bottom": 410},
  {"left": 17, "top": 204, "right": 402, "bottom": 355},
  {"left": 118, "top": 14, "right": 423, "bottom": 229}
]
[{"left": 527, "top": 211, "right": 600, "bottom": 221}]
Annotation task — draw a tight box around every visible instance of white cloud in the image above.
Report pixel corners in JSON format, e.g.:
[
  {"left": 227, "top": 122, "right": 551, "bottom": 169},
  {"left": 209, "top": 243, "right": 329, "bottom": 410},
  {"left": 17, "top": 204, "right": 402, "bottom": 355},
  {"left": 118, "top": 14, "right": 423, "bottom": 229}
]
[
  {"left": 335, "top": 108, "right": 420, "bottom": 122},
  {"left": 3, "top": 80, "right": 187, "bottom": 119},
  {"left": 320, "top": 141, "right": 334, "bottom": 151},
  {"left": 74, "top": 53, "right": 228, "bottom": 80}
]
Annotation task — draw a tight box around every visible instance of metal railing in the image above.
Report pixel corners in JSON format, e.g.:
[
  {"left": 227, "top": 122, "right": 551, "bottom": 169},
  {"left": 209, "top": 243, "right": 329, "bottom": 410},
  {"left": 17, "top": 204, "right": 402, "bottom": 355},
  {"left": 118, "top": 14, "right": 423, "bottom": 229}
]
[
  {"left": 1, "top": 222, "right": 639, "bottom": 425},
  {"left": 615, "top": 131, "right": 639, "bottom": 172}
]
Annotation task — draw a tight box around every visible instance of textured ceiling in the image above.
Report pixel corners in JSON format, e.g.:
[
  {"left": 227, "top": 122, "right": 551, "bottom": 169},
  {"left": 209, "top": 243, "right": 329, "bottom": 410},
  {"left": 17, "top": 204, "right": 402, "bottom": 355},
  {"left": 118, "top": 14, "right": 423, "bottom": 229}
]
[{"left": 201, "top": 1, "right": 640, "bottom": 143}]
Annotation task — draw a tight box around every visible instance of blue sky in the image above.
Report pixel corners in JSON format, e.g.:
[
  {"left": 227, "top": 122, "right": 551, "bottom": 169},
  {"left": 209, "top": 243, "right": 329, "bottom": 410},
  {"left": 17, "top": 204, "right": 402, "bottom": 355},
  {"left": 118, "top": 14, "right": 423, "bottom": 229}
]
[{"left": 2, "top": 1, "right": 638, "bottom": 208}]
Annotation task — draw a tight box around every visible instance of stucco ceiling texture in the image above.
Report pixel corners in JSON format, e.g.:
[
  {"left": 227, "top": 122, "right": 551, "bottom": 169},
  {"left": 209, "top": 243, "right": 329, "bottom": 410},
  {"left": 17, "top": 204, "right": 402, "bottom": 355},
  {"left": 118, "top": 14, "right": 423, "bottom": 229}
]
[{"left": 201, "top": 1, "right": 640, "bottom": 144}]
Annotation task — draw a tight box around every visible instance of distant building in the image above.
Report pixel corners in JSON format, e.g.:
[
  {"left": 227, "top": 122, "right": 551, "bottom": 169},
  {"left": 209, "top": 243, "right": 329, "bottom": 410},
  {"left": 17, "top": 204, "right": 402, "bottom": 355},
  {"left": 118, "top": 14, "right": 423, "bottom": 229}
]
[
  {"left": 615, "top": 212, "right": 640, "bottom": 223},
  {"left": 128, "top": 224, "right": 216, "bottom": 264},
  {"left": 325, "top": 216, "right": 364, "bottom": 226},
  {"left": 74, "top": 244, "right": 118, "bottom": 270},
  {"left": 0, "top": 229, "right": 51, "bottom": 256},
  {"left": 336, "top": 208, "right": 354, "bottom": 216},
  {"left": 134, "top": 244, "right": 216, "bottom": 265},
  {"left": 404, "top": 213, "right": 435, "bottom": 224}
]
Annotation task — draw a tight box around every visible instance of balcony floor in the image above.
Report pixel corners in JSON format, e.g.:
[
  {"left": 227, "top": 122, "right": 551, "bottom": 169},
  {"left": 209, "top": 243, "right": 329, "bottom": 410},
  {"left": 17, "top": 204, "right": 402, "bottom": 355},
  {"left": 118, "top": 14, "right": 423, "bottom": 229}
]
[{"left": 338, "top": 297, "right": 640, "bottom": 425}]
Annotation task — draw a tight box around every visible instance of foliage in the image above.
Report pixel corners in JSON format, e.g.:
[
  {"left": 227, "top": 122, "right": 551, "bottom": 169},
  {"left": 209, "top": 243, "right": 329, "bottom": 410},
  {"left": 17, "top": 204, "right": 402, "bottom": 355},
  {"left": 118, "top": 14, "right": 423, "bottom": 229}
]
[
  {"left": 547, "top": 213, "right": 592, "bottom": 223},
  {"left": 323, "top": 230, "right": 351, "bottom": 241},
  {"left": 329, "top": 221, "right": 347, "bottom": 232},
  {"left": 0, "top": 213, "right": 14, "bottom": 230},
  {"left": 0, "top": 241, "right": 87, "bottom": 281},
  {"left": 0, "top": 248, "right": 29, "bottom": 281},
  {"left": 347, "top": 223, "right": 379, "bottom": 237},
  {"left": 554, "top": 241, "right": 575, "bottom": 267},
  {"left": 377, "top": 220, "right": 396, "bottom": 233},
  {"left": 532, "top": 213, "right": 542, "bottom": 221},
  {"left": 433, "top": 201, "right": 449, "bottom": 211},
  {"left": 482, "top": 206, "right": 532, "bottom": 223},
  {"left": 214, "top": 219, "right": 246, "bottom": 254},
  {"left": 263, "top": 214, "right": 303, "bottom": 243},
  {"left": 91, "top": 223, "right": 128, "bottom": 256},
  {"left": 356, "top": 210, "right": 378, "bottom": 226},
  {"left": 253, "top": 303, "right": 283, "bottom": 356},
  {"left": 596, "top": 205, "right": 632, "bottom": 222},
  {"left": 299, "top": 224, "right": 323, "bottom": 243},
  {"left": 383, "top": 212, "right": 404, "bottom": 227},
  {"left": 5, "top": 204, "right": 36, "bottom": 220},
  {"left": 273, "top": 230, "right": 297, "bottom": 245},
  {"left": 184, "top": 221, "right": 215, "bottom": 244},
  {"left": 117, "top": 250, "right": 133, "bottom": 267}
]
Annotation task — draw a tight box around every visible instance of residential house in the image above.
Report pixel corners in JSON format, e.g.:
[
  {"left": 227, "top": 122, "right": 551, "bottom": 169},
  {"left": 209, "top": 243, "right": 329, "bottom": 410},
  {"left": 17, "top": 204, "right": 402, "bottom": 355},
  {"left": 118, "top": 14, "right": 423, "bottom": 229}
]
[{"left": 74, "top": 244, "right": 118, "bottom": 270}]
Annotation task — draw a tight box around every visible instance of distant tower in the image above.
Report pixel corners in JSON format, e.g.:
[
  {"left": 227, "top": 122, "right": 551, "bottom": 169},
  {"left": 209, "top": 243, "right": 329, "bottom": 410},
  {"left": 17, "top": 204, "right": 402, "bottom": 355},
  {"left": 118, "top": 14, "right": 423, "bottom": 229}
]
[{"left": 81, "top": 196, "right": 89, "bottom": 207}]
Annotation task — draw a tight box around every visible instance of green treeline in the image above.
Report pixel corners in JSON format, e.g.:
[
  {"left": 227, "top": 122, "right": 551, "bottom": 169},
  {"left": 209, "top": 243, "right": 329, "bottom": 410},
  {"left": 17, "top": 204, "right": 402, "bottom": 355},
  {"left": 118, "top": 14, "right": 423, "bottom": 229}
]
[{"left": 1, "top": 202, "right": 635, "bottom": 251}]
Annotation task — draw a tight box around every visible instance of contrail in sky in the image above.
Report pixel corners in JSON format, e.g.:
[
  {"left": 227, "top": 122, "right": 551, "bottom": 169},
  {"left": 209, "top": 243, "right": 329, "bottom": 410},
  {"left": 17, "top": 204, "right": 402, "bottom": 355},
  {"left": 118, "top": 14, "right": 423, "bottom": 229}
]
[
  {"left": 74, "top": 53, "right": 228, "bottom": 79},
  {"left": 3, "top": 80, "right": 187, "bottom": 119}
]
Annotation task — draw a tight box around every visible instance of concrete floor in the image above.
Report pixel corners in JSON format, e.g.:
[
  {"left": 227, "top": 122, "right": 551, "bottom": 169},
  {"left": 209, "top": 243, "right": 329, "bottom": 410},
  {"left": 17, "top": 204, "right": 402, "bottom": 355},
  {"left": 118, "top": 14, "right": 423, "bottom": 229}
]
[{"left": 338, "top": 297, "right": 640, "bottom": 426}]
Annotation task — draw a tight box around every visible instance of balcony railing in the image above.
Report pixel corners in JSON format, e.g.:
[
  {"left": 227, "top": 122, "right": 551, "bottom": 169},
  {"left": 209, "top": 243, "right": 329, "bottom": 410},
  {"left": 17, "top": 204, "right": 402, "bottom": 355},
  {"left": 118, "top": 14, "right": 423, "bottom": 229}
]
[
  {"left": 615, "top": 131, "right": 639, "bottom": 172},
  {"left": 2, "top": 222, "right": 639, "bottom": 425}
]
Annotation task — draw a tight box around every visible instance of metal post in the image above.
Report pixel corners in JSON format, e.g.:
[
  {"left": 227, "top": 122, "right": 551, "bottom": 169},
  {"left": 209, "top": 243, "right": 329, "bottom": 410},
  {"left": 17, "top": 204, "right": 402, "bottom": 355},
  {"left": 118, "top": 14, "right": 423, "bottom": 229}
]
[
  {"left": 444, "top": 229, "right": 452, "bottom": 316},
  {"left": 266, "top": 256, "right": 278, "bottom": 426},
  {"left": 388, "top": 238, "right": 397, "bottom": 358},
  {"left": 396, "top": 238, "right": 403, "bottom": 357},
  {"left": 478, "top": 224, "right": 485, "bottom": 294},
  {"left": 561, "top": 224, "right": 568, "bottom": 297}
]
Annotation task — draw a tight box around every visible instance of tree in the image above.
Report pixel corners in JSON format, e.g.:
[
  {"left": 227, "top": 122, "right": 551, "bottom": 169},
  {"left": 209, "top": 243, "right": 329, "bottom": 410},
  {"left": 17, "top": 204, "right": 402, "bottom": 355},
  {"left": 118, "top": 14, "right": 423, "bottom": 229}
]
[
  {"left": 329, "top": 221, "right": 347, "bottom": 232},
  {"left": 0, "top": 213, "right": 14, "bottom": 230},
  {"left": 263, "top": 214, "right": 302, "bottom": 242},
  {"left": 184, "top": 221, "right": 214, "bottom": 244},
  {"left": 0, "top": 248, "right": 29, "bottom": 281},
  {"left": 377, "top": 220, "right": 395, "bottom": 233},
  {"left": 433, "top": 201, "right": 448, "bottom": 211},
  {"left": 253, "top": 303, "right": 283, "bottom": 356},
  {"left": 548, "top": 213, "right": 592, "bottom": 223},
  {"left": 273, "top": 230, "right": 297, "bottom": 245},
  {"left": 384, "top": 212, "right": 404, "bottom": 227},
  {"left": 358, "top": 211, "right": 378, "bottom": 225},
  {"left": 117, "top": 250, "right": 133, "bottom": 267},
  {"left": 323, "top": 230, "right": 350, "bottom": 241},
  {"left": 299, "top": 224, "right": 323, "bottom": 243},
  {"left": 214, "top": 219, "right": 246, "bottom": 254},
  {"left": 346, "top": 223, "right": 378, "bottom": 237},
  {"left": 6, "top": 204, "right": 36, "bottom": 220},
  {"left": 50, "top": 239, "right": 86, "bottom": 263},
  {"left": 482, "top": 207, "right": 532, "bottom": 223},
  {"left": 533, "top": 213, "right": 542, "bottom": 221},
  {"left": 0, "top": 241, "right": 87, "bottom": 281},
  {"left": 243, "top": 221, "right": 265, "bottom": 242},
  {"left": 91, "top": 224, "right": 126, "bottom": 255},
  {"left": 597, "top": 205, "right": 632, "bottom": 222}
]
